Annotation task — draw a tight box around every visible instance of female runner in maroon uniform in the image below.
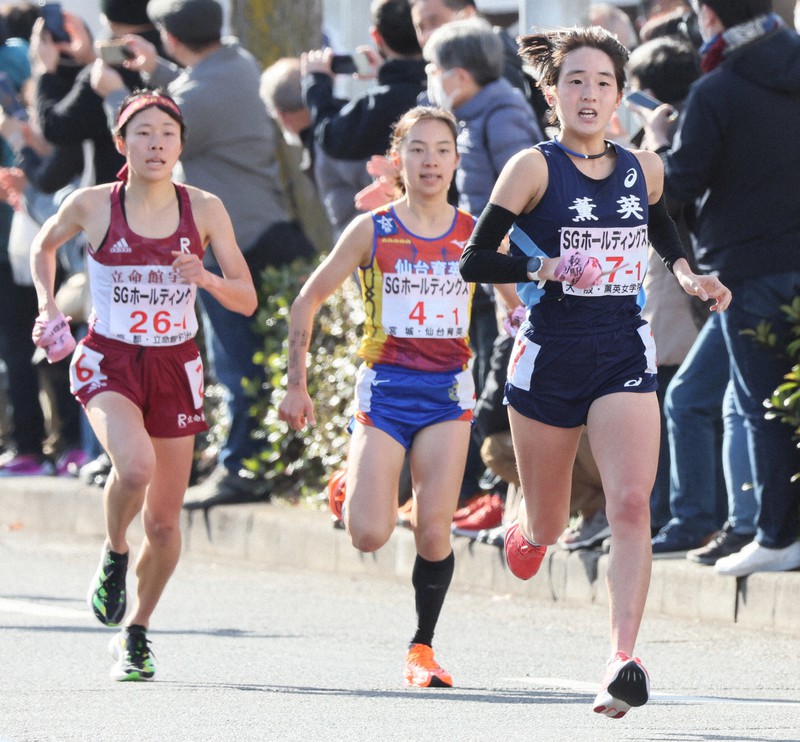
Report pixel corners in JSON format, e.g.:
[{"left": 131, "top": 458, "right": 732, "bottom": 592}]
[{"left": 30, "top": 90, "right": 256, "bottom": 681}]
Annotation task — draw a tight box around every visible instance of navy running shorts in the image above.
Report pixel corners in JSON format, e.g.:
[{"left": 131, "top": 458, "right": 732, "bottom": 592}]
[{"left": 505, "top": 319, "right": 657, "bottom": 428}]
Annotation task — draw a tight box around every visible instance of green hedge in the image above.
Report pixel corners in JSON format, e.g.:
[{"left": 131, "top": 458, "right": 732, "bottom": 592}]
[{"left": 233, "top": 258, "right": 363, "bottom": 502}]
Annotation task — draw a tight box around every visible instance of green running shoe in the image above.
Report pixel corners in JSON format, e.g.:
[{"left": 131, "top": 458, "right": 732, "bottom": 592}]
[
  {"left": 87, "top": 546, "right": 128, "bottom": 626},
  {"left": 108, "top": 625, "right": 155, "bottom": 681}
]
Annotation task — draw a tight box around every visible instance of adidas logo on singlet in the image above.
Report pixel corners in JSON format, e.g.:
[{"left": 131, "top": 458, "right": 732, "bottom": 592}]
[{"left": 109, "top": 238, "right": 132, "bottom": 254}]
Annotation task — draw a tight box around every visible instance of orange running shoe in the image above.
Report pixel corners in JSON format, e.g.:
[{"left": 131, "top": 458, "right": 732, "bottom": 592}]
[
  {"left": 504, "top": 522, "right": 547, "bottom": 580},
  {"left": 327, "top": 467, "right": 347, "bottom": 522},
  {"left": 403, "top": 644, "right": 453, "bottom": 688}
]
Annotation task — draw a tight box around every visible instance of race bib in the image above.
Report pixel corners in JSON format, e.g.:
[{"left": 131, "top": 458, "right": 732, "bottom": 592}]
[
  {"left": 109, "top": 282, "right": 197, "bottom": 344},
  {"left": 69, "top": 343, "right": 107, "bottom": 395},
  {"left": 183, "top": 354, "right": 205, "bottom": 410},
  {"left": 559, "top": 225, "right": 649, "bottom": 297},
  {"left": 381, "top": 272, "right": 470, "bottom": 339}
]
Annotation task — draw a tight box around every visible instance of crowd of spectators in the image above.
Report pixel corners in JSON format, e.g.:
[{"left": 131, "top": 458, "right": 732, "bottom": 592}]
[{"left": 0, "top": 0, "right": 798, "bottom": 577}]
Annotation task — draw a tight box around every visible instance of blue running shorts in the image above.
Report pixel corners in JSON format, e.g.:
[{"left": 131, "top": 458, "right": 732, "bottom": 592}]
[
  {"left": 505, "top": 319, "right": 657, "bottom": 428},
  {"left": 353, "top": 363, "right": 475, "bottom": 449}
]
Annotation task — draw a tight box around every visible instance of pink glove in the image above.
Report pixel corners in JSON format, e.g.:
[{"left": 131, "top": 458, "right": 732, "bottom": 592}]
[
  {"left": 354, "top": 177, "right": 398, "bottom": 211},
  {"left": 32, "top": 313, "right": 76, "bottom": 363},
  {"left": 554, "top": 249, "right": 603, "bottom": 289},
  {"left": 503, "top": 305, "right": 527, "bottom": 338}
]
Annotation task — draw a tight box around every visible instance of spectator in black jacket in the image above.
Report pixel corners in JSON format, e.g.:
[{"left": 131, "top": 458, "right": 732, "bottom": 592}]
[
  {"left": 641, "top": 0, "right": 800, "bottom": 576},
  {"left": 31, "top": 0, "right": 166, "bottom": 186},
  {"left": 302, "top": 0, "right": 426, "bottom": 162}
]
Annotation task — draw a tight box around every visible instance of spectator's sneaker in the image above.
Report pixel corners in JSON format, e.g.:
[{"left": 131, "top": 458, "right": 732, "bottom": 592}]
[
  {"left": 79, "top": 452, "right": 113, "bottom": 487},
  {"left": 452, "top": 493, "right": 503, "bottom": 531},
  {"left": 404, "top": 644, "right": 453, "bottom": 688},
  {"left": 0, "top": 454, "right": 55, "bottom": 477},
  {"left": 183, "top": 466, "right": 270, "bottom": 511},
  {"left": 452, "top": 494, "right": 488, "bottom": 522},
  {"left": 714, "top": 540, "right": 800, "bottom": 577},
  {"left": 504, "top": 522, "right": 546, "bottom": 580},
  {"left": 55, "top": 448, "right": 89, "bottom": 477},
  {"left": 593, "top": 652, "right": 650, "bottom": 719},
  {"left": 651, "top": 523, "right": 712, "bottom": 558},
  {"left": 87, "top": 547, "right": 128, "bottom": 626},
  {"left": 397, "top": 498, "right": 414, "bottom": 528},
  {"left": 686, "top": 522, "right": 755, "bottom": 566},
  {"left": 477, "top": 524, "right": 507, "bottom": 547},
  {"left": 108, "top": 625, "right": 155, "bottom": 681},
  {"left": 558, "top": 509, "right": 611, "bottom": 551}
]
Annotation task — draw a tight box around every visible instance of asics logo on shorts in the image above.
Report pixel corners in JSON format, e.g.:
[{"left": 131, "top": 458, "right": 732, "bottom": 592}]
[{"left": 624, "top": 377, "right": 643, "bottom": 387}]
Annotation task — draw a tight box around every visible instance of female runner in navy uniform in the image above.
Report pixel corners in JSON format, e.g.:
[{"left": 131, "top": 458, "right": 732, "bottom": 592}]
[
  {"left": 280, "top": 107, "right": 475, "bottom": 688},
  {"left": 30, "top": 90, "right": 257, "bottom": 681},
  {"left": 459, "top": 27, "right": 731, "bottom": 717}
]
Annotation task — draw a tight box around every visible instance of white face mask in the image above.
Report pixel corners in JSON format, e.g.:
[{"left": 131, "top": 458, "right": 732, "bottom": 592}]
[
  {"left": 282, "top": 129, "right": 303, "bottom": 147},
  {"left": 427, "top": 69, "right": 457, "bottom": 111}
]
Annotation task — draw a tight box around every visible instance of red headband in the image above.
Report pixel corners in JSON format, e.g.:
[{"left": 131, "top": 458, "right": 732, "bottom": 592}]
[{"left": 116, "top": 94, "right": 183, "bottom": 132}]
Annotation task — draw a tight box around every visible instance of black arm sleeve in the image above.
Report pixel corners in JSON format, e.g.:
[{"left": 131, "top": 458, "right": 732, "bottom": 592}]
[
  {"left": 648, "top": 193, "right": 690, "bottom": 274},
  {"left": 459, "top": 203, "right": 530, "bottom": 284}
]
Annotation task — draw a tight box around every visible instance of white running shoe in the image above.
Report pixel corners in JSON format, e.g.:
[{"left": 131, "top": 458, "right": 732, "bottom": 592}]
[{"left": 714, "top": 540, "right": 800, "bottom": 577}]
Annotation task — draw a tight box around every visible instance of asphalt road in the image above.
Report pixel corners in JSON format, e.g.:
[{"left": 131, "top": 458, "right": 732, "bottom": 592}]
[{"left": 1, "top": 529, "right": 799, "bottom": 742}]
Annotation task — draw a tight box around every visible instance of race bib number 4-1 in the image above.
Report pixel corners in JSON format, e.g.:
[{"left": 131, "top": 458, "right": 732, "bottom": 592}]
[
  {"left": 381, "top": 272, "right": 470, "bottom": 338},
  {"left": 559, "top": 225, "right": 649, "bottom": 297}
]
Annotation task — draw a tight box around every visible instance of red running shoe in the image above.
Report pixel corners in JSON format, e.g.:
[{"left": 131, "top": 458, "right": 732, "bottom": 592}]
[
  {"left": 504, "top": 522, "right": 546, "bottom": 580},
  {"left": 593, "top": 651, "right": 650, "bottom": 719},
  {"left": 452, "top": 493, "right": 503, "bottom": 531},
  {"left": 404, "top": 644, "right": 453, "bottom": 688}
]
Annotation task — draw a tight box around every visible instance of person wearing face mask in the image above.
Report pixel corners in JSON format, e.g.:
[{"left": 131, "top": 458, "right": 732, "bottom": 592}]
[
  {"left": 423, "top": 20, "right": 544, "bottom": 522},
  {"left": 423, "top": 18, "right": 543, "bottom": 218}
]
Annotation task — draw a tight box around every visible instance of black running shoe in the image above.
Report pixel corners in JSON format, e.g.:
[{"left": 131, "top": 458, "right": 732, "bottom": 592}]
[
  {"left": 87, "top": 547, "right": 128, "bottom": 626},
  {"left": 108, "top": 625, "right": 155, "bottom": 681}
]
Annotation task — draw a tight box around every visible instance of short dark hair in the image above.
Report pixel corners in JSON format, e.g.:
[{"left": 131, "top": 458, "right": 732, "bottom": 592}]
[
  {"left": 628, "top": 37, "right": 700, "bottom": 105},
  {"left": 700, "top": 0, "right": 773, "bottom": 28},
  {"left": 372, "top": 0, "right": 422, "bottom": 57},
  {"left": 519, "top": 26, "right": 628, "bottom": 124}
]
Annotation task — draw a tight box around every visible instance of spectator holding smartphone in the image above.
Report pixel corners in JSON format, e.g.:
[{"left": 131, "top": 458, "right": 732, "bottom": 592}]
[{"left": 32, "top": 0, "right": 166, "bottom": 186}]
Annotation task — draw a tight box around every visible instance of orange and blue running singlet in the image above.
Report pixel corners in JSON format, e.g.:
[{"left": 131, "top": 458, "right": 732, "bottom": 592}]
[{"left": 358, "top": 205, "right": 475, "bottom": 373}]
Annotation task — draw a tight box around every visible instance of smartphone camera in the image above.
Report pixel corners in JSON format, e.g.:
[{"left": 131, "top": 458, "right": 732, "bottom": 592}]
[
  {"left": 624, "top": 90, "right": 662, "bottom": 111},
  {"left": 97, "top": 41, "right": 134, "bottom": 66},
  {"left": 39, "top": 2, "right": 70, "bottom": 43},
  {"left": 331, "top": 51, "right": 370, "bottom": 76}
]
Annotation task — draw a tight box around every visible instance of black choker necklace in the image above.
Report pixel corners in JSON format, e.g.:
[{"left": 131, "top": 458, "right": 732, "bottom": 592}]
[{"left": 553, "top": 137, "right": 612, "bottom": 160}]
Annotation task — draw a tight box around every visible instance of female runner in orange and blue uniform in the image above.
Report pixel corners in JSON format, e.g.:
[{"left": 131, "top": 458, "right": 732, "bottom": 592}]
[{"left": 280, "top": 106, "right": 474, "bottom": 689}]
